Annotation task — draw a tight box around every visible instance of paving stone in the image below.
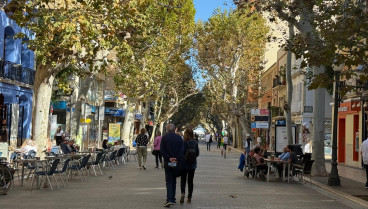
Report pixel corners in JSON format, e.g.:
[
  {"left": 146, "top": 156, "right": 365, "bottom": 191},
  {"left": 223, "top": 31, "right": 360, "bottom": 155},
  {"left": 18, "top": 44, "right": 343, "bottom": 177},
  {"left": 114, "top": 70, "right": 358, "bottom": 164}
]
[{"left": 0, "top": 141, "right": 362, "bottom": 209}]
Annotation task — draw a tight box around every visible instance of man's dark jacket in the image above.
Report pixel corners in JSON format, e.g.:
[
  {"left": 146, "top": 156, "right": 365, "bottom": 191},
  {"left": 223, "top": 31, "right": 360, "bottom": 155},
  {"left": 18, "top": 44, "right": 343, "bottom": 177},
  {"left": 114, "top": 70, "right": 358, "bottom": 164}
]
[{"left": 160, "top": 132, "right": 184, "bottom": 166}]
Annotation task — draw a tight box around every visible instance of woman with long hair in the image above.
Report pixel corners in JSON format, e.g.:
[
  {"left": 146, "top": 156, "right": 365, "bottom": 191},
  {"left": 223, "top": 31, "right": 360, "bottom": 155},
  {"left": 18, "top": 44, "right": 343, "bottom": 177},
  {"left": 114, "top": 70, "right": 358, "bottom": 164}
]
[
  {"left": 153, "top": 131, "right": 163, "bottom": 168},
  {"left": 180, "top": 128, "right": 199, "bottom": 204},
  {"left": 136, "top": 128, "right": 149, "bottom": 169}
]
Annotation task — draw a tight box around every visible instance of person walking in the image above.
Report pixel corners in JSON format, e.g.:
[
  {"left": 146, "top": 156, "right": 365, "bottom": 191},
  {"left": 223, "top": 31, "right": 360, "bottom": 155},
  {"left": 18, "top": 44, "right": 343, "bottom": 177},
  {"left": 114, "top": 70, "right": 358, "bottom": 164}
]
[
  {"left": 361, "top": 137, "right": 368, "bottom": 189},
  {"left": 153, "top": 131, "right": 164, "bottom": 169},
  {"left": 54, "top": 125, "right": 64, "bottom": 146},
  {"left": 222, "top": 134, "right": 228, "bottom": 158},
  {"left": 160, "top": 124, "right": 184, "bottom": 207},
  {"left": 244, "top": 134, "right": 252, "bottom": 157},
  {"left": 180, "top": 129, "right": 199, "bottom": 204},
  {"left": 136, "top": 128, "right": 149, "bottom": 170},
  {"left": 217, "top": 134, "right": 222, "bottom": 149},
  {"left": 205, "top": 133, "right": 212, "bottom": 151}
]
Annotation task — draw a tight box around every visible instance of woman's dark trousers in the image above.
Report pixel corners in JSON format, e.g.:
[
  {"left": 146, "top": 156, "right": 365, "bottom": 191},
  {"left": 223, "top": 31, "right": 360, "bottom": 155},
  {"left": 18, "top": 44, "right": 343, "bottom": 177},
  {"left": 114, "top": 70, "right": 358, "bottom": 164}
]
[{"left": 180, "top": 169, "right": 195, "bottom": 198}]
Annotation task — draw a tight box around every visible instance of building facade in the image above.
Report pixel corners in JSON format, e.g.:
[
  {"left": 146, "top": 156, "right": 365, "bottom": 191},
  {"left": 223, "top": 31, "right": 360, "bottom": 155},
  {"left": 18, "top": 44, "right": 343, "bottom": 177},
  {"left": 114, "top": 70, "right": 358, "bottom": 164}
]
[{"left": 0, "top": 11, "right": 35, "bottom": 153}]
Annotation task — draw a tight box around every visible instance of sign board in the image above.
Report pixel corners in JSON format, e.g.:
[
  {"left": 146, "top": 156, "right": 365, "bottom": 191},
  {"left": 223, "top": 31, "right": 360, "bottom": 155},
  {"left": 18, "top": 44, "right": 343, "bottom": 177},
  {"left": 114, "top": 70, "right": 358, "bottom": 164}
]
[
  {"left": 251, "top": 122, "right": 269, "bottom": 129},
  {"left": 275, "top": 125, "right": 296, "bottom": 152},
  {"left": 276, "top": 120, "right": 286, "bottom": 125},
  {"left": 254, "top": 116, "right": 268, "bottom": 121},
  {"left": 251, "top": 109, "right": 260, "bottom": 115},
  {"left": 108, "top": 123, "right": 121, "bottom": 142},
  {"left": 304, "top": 106, "right": 313, "bottom": 113},
  {"left": 251, "top": 109, "right": 269, "bottom": 115}
]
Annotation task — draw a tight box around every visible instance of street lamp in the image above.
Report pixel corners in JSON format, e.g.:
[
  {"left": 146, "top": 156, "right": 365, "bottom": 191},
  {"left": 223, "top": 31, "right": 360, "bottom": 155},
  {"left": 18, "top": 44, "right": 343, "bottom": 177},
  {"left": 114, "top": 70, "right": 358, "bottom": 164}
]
[{"left": 328, "top": 64, "right": 344, "bottom": 186}]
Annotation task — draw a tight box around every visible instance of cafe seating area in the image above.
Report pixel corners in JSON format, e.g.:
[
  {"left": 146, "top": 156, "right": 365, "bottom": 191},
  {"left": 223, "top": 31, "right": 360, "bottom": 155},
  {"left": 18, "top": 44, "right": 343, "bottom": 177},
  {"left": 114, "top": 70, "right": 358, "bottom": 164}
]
[
  {"left": 4, "top": 146, "right": 129, "bottom": 191},
  {"left": 243, "top": 149, "right": 315, "bottom": 184}
]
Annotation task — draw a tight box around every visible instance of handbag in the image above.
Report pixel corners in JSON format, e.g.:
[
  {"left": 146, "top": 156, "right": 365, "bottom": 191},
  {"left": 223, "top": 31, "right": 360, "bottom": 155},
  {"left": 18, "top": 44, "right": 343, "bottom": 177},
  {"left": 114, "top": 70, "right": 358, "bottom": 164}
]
[{"left": 132, "top": 140, "right": 137, "bottom": 147}]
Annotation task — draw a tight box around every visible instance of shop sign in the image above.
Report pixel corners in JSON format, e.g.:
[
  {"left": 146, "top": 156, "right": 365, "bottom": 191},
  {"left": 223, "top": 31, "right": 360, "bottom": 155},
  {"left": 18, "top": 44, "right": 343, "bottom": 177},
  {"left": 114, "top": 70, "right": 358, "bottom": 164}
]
[
  {"left": 276, "top": 120, "right": 286, "bottom": 125},
  {"left": 338, "top": 106, "right": 349, "bottom": 112},
  {"left": 105, "top": 108, "right": 125, "bottom": 116},
  {"left": 135, "top": 114, "right": 143, "bottom": 120}
]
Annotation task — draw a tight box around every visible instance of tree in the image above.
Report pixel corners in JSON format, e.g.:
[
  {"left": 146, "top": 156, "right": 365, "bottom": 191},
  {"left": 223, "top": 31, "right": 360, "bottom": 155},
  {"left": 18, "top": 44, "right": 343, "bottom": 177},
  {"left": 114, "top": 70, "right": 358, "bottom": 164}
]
[
  {"left": 236, "top": 0, "right": 368, "bottom": 176},
  {"left": 234, "top": 0, "right": 331, "bottom": 176},
  {"left": 5, "top": 0, "right": 161, "bottom": 154},
  {"left": 195, "top": 8, "right": 268, "bottom": 148},
  {"left": 114, "top": 0, "right": 196, "bottom": 143}
]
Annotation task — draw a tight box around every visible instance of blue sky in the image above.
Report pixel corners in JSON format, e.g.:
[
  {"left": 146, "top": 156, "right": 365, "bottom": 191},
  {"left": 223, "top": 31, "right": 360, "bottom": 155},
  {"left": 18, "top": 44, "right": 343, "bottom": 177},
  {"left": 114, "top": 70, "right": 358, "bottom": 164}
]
[{"left": 194, "top": 0, "right": 234, "bottom": 21}]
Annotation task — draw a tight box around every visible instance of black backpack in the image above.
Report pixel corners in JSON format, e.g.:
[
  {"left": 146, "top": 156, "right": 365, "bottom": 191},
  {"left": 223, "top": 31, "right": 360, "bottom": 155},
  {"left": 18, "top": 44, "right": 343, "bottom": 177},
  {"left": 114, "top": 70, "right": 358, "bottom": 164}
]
[{"left": 184, "top": 141, "right": 197, "bottom": 164}]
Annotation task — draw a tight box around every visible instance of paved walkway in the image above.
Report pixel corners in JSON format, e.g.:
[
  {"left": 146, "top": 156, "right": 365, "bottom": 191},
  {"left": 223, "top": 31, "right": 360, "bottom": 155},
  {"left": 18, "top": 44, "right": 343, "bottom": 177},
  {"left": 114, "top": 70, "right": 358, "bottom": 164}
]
[{"left": 0, "top": 141, "right": 365, "bottom": 209}]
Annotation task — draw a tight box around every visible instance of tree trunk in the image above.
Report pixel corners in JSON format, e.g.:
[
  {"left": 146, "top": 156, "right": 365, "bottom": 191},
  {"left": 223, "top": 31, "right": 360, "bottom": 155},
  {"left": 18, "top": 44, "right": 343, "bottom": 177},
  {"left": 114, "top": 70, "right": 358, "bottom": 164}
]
[
  {"left": 311, "top": 66, "right": 328, "bottom": 176},
  {"left": 32, "top": 69, "right": 54, "bottom": 158},
  {"left": 159, "top": 121, "right": 165, "bottom": 135},
  {"left": 72, "top": 77, "right": 95, "bottom": 139},
  {"left": 122, "top": 100, "right": 136, "bottom": 146},
  {"left": 286, "top": 23, "right": 294, "bottom": 145},
  {"left": 236, "top": 117, "right": 242, "bottom": 148}
]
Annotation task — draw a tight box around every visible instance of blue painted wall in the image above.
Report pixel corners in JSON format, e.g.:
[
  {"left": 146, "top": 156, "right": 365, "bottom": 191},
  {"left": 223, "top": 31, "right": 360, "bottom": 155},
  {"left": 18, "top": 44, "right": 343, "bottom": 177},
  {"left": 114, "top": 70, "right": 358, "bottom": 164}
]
[{"left": 0, "top": 11, "right": 35, "bottom": 140}]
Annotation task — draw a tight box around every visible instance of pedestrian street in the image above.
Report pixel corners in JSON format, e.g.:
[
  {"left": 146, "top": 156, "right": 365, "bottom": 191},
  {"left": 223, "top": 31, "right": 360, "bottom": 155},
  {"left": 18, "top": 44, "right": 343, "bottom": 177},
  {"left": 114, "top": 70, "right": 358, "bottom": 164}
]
[{"left": 0, "top": 141, "right": 364, "bottom": 209}]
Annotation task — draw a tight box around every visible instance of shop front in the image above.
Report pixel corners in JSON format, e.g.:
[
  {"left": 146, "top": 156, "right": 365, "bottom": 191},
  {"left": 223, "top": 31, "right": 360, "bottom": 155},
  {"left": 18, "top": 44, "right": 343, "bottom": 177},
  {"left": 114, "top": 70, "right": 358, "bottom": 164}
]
[{"left": 337, "top": 100, "right": 361, "bottom": 167}]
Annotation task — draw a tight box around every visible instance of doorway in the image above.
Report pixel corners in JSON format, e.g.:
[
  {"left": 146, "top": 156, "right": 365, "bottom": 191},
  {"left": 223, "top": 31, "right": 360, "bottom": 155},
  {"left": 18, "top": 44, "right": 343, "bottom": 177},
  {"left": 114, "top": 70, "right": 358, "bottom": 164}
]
[{"left": 338, "top": 118, "right": 346, "bottom": 163}]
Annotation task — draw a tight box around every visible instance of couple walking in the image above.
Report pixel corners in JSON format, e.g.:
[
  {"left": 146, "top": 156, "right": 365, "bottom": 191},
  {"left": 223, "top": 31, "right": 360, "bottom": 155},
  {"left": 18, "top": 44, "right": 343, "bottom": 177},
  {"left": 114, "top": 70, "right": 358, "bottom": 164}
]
[{"left": 160, "top": 124, "right": 200, "bottom": 207}]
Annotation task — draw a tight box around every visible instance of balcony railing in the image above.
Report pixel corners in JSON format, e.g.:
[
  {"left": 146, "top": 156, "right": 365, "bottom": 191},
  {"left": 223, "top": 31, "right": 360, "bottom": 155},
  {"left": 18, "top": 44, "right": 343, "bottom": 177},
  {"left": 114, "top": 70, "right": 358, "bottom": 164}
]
[
  {"left": 0, "top": 59, "right": 35, "bottom": 86},
  {"left": 272, "top": 76, "right": 286, "bottom": 88}
]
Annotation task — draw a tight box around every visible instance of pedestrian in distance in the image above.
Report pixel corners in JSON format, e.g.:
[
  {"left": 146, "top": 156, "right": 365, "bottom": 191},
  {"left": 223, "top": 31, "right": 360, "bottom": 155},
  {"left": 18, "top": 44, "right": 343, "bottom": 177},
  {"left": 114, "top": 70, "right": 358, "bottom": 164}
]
[
  {"left": 136, "top": 128, "right": 149, "bottom": 170},
  {"left": 205, "top": 132, "right": 212, "bottom": 151},
  {"left": 160, "top": 124, "right": 184, "bottom": 207},
  {"left": 360, "top": 137, "right": 368, "bottom": 189},
  {"left": 180, "top": 128, "right": 199, "bottom": 204},
  {"left": 222, "top": 134, "right": 228, "bottom": 158},
  {"left": 153, "top": 131, "right": 164, "bottom": 169},
  {"left": 54, "top": 125, "right": 64, "bottom": 146},
  {"left": 217, "top": 134, "right": 222, "bottom": 149}
]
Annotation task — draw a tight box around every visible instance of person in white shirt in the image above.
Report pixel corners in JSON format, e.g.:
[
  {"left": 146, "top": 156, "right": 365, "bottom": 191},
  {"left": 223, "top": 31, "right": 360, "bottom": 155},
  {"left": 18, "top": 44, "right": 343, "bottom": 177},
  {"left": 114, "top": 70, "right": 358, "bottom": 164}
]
[
  {"left": 205, "top": 133, "right": 212, "bottom": 151},
  {"left": 223, "top": 135, "right": 229, "bottom": 151},
  {"left": 360, "top": 138, "right": 368, "bottom": 189},
  {"left": 54, "top": 125, "right": 64, "bottom": 146}
]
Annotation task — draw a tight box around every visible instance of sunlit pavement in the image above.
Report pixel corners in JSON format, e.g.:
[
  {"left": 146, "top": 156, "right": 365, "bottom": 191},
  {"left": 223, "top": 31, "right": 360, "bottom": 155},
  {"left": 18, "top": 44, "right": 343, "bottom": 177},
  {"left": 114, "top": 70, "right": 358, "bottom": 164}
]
[{"left": 0, "top": 141, "right": 365, "bottom": 209}]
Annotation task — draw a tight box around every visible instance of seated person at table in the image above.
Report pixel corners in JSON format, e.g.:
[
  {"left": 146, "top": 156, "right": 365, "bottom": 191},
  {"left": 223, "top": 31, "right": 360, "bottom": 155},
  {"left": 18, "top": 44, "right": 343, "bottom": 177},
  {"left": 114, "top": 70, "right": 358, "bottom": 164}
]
[
  {"left": 11, "top": 140, "right": 37, "bottom": 160},
  {"left": 254, "top": 147, "right": 268, "bottom": 180},
  {"left": 68, "top": 140, "right": 77, "bottom": 153},
  {"left": 102, "top": 139, "right": 111, "bottom": 150},
  {"left": 278, "top": 146, "right": 290, "bottom": 161},
  {"left": 114, "top": 140, "right": 126, "bottom": 151},
  {"left": 60, "top": 140, "right": 72, "bottom": 154}
]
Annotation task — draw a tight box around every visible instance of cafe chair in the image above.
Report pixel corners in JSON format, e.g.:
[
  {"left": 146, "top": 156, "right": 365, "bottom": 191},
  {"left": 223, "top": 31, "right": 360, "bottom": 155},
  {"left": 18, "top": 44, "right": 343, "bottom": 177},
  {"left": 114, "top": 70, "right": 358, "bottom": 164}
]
[
  {"left": 54, "top": 159, "right": 71, "bottom": 187},
  {"left": 126, "top": 146, "right": 137, "bottom": 161},
  {"left": 30, "top": 159, "right": 61, "bottom": 191},
  {"left": 116, "top": 148, "right": 126, "bottom": 165},
  {"left": 293, "top": 159, "right": 314, "bottom": 184},
  {"left": 69, "top": 155, "right": 91, "bottom": 182},
  {"left": 89, "top": 152, "right": 104, "bottom": 176}
]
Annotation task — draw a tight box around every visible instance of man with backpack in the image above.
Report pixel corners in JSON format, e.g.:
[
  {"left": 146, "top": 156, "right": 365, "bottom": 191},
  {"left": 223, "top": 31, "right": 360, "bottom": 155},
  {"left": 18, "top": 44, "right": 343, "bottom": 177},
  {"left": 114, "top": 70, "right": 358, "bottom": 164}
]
[{"left": 180, "top": 128, "right": 199, "bottom": 204}]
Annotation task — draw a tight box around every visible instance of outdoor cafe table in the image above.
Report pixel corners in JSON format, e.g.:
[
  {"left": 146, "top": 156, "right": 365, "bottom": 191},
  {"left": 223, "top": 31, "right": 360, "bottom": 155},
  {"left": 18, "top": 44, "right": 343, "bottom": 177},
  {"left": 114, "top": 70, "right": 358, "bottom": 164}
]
[
  {"left": 264, "top": 158, "right": 291, "bottom": 183},
  {"left": 14, "top": 159, "right": 47, "bottom": 186}
]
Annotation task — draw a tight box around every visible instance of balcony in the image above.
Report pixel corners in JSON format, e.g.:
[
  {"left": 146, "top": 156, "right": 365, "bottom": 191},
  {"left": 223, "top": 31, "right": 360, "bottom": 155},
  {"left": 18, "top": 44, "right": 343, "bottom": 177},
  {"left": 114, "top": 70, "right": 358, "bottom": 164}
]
[
  {"left": 273, "top": 76, "right": 286, "bottom": 88},
  {"left": 0, "top": 59, "right": 35, "bottom": 86}
]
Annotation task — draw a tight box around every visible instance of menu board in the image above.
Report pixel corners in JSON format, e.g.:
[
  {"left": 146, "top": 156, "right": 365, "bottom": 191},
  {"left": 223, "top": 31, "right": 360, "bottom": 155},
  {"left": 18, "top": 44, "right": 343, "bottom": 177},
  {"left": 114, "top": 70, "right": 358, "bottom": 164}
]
[{"left": 275, "top": 126, "right": 296, "bottom": 152}]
